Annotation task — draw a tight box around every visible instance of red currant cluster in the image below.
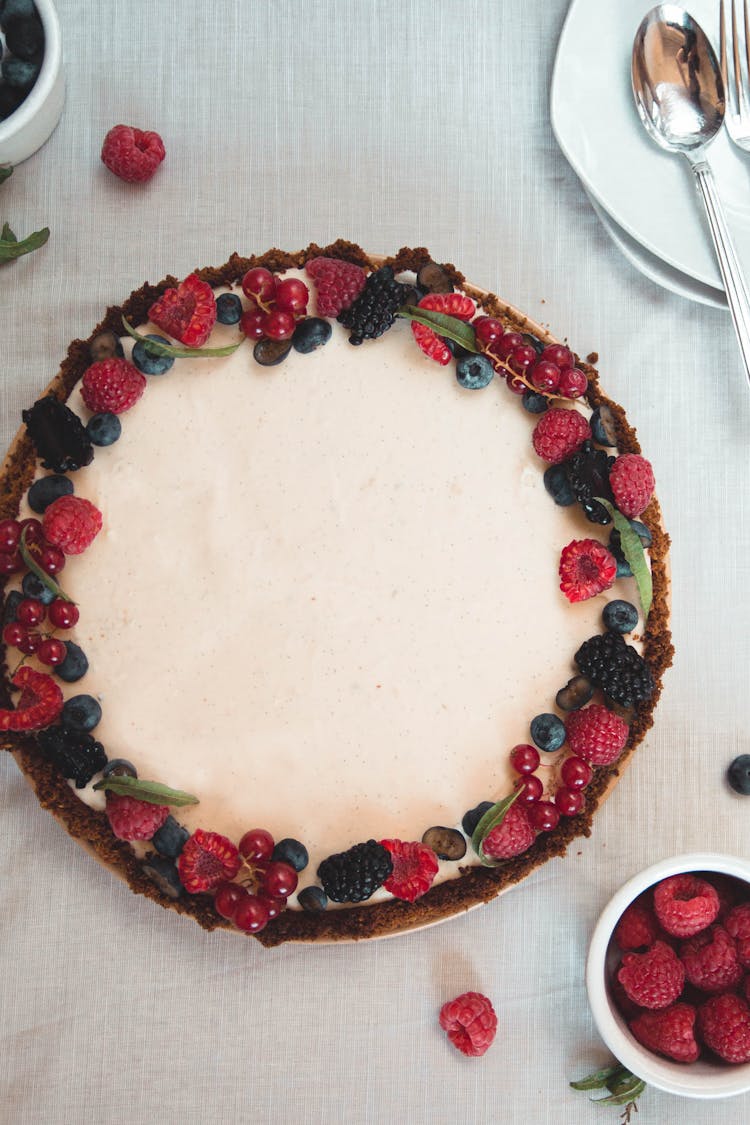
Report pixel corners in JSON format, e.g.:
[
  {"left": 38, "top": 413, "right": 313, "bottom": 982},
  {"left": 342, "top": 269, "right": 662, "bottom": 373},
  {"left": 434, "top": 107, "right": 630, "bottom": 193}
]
[
  {"left": 0, "top": 517, "right": 64, "bottom": 578},
  {"left": 1, "top": 517, "right": 77, "bottom": 665},
  {"left": 472, "top": 317, "right": 588, "bottom": 399},
  {"left": 213, "top": 827, "right": 298, "bottom": 934},
  {"left": 239, "top": 268, "right": 310, "bottom": 344},
  {"left": 509, "top": 742, "right": 593, "bottom": 831}
]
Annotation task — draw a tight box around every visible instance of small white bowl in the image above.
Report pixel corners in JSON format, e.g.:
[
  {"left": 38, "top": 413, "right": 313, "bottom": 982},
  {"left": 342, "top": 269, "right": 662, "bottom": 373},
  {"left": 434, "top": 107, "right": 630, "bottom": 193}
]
[
  {"left": 586, "top": 852, "right": 750, "bottom": 1100},
  {"left": 0, "top": 0, "right": 65, "bottom": 165}
]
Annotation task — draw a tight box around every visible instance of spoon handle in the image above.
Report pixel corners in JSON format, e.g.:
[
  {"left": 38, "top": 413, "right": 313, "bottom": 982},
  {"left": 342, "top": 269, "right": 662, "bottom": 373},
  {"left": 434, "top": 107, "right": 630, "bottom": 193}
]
[{"left": 691, "top": 160, "right": 750, "bottom": 387}]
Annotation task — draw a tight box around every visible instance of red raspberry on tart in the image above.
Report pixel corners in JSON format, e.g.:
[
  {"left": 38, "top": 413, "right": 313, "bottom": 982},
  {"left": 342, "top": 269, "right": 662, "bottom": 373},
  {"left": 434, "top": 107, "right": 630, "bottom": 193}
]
[
  {"left": 148, "top": 273, "right": 217, "bottom": 348},
  {"left": 558, "top": 539, "right": 617, "bottom": 603},
  {"left": 532, "top": 408, "right": 591, "bottom": 464},
  {"left": 177, "top": 829, "right": 241, "bottom": 893},
  {"left": 380, "top": 838, "right": 439, "bottom": 902},
  {"left": 565, "top": 704, "right": 629, "bottom": 766},
  {"left": 609, "top": 454, "right": 655, "bottom": 519},
  {"left": 81, "top": 358, "right": 146, "bottom": 415},
  {"left": 0, "top": 666, "right": 63, "bottom": 732},
  {"left": 42, "top": 495, "right": 102, "bottom": 555}
]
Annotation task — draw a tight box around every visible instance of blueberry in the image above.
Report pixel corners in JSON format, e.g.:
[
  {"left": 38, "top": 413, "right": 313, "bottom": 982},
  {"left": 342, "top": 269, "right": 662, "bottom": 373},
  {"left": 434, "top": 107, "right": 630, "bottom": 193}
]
[
  {"left": 54, "top": 641, "right": 88, "bottom": 682},
  {"left": 0, "top": 83, "right": 24, "bottom": 121},
  {"left": 271, "top": 837, "right": 309, "bottom": 872},
  {"left": 86, "top": 412, "right": 122, "bottom": 447},
  {"left": 89, "top": 331, "right": 124, "bottom": 363},
  {"left": 590, "top": 404, "right": 618, "bottom": 446},
  {"left": 27, "top": 473, "right": 74, "bottom": 514},
  {"left": 456, "top": 353, "right": 494, "bottom": 390},
  {"left": 297, "top": 886, "right": 328, "bottom": 912},
  {"left": 61, "top": 694, "right": 102, "bottom": 732},
  {"left": 422, "top": 826, "right": 466, "bottom": 861},
  {"left": 142, "top": 855, "right": 183, "bottom": 899},
  {"left": 522, "top": 390, "right": 549, "bottom": 414},
  {"left": 292, "top": 317, "right": 332, "bottom": 354},
  {"left": 461, "top": 800, "right": 494, "bottom": 837},
  {"left": 0, "top": 0, "right": 36, "bottom": 29},
  {"left": 728, "top": 755, "right": 750, "bottom": 795},
  {"left": 21, "top": 571, "right": 55, "bottom": 604},
  {"left": 4, "top": 14, "right": 45, "bottom": 62},
  {"left": 602, "top": 599, "right": 639, "bottom": 634},
  {"left": 152, "top": 815, "right": 190, "bottom": 858},
  {"left": 543, "top": 464, "right": 575, "bottom": 506},
  {"left": 555, "top": 675, "right": 594, "bottom": 712},
  {"left": 102, "top": 758, "right": 137, "bottom": 779},
  {"left": 2, "top": 590, "right": 23, "bottom": 624},
  {"left": 530, "top": 713, "right": 566, "bottom": 752},
  {"left": 131, "top": 334, "right": 174, "bottom": 376},
  {"left": 254, "top": 337, "right": 292, "bottom": 366},
  {"left": 1, "top": 55, "right": 41, "bottom": 90},
  {"left": 215, "top": 293, "right": 243, "bottom": 325}
]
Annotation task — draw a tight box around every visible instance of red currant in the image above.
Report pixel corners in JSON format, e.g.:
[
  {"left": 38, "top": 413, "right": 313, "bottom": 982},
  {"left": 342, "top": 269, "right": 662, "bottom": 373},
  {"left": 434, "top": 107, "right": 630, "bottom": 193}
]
[
  {"left": 257, "top": 892, "right": 287, "bottom": 920},
  {"left": 39, "top": 546, "right": 65, "bottom": 575},
  {"left": 560, "top": 756, "right": 593, "bottom": 790},
  {"left": 233, "top": 893, "right": 270, "bottom": 933},
  {"left": 274, "top": 277, "right": 309, "bottom": 316},
  {"left": 555, "top": 787, "right": 585, "bottom": 817},
  {"left": 37, "top": 638, "right": 67, "bottom": 666},
  {"left": 238, "top": 828, "right": 275, "bottom": 863},
  {"left": 241, "top": 267, "right": 276, "bottom": 306},
  {"left": 16, "top": 598, "right": 45, "bottom": 627},
  {"left": 18, "top": 517, "right": 44, "bottom": 546},
  {"left": 240, "top": 309, "right": 266, "bottom": 341},
  {"left": 509, "top": 344, "right": 537, "bottom": 373},
  {"left": 540, "top": 344, "right": 573, "bottom": 369},
  {"left": 529, "top": 359, "right": 561, "bottom": 393},
  {"left": 490, "top": 331, "right": 523, "bottom": 361},
  {"left": 510, "top": 744, "right": 540, "bottom": 775},
  {"left": 18, "top": 631, "right": 42, "bottom": 655},
  {"left": 0, "top": 519, "right": 20, "bottom": 552},
  {"left": 48, "top": 599, "right": 79, "bottom": 629},
  {"left": 528, "top": 800, "right": 560, "bottom": 832},
  {"left": 262, "top": 861, "right": 298, "bottom": 899},
  {"left": 0, "top": 550, "right": 23, "bottom": 574},
  {"left": 505, "top": 372, "right": 527, "bottom": 395},
  {"left": 514, "top": 774, "right": 543, "bottom": 803},
  {"left": 2, "top": 622, "right": 27, "bottom": 648},
  {"left": 557, "top": 367, "right": 588, "bottom": 399},
  {"left": 214, "top": 882, "right": 247, "bottom": 921},
  {"left": 473, "top": 316, "right": 503, "bottom": 346},
  {"left": 261, "top": 310, "right": 295, "bottom": 341}
]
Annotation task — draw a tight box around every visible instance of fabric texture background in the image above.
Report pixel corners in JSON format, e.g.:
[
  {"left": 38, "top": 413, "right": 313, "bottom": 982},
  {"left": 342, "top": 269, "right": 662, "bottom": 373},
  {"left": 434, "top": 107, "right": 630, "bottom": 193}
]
[{"left": 1, "top": 1, "right": 748, "bottom": 1122}]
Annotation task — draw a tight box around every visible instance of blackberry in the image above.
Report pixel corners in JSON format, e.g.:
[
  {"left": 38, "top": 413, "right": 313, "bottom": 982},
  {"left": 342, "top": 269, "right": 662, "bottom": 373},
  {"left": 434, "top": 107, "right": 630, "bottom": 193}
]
[
  {"left": 337, "top": 266, "right": 409, "bottom": 345},
  {"left": 22, "top": 395, "right": 94, "bottom": 473},
  {"left": 574, "top": 632, "right": 655, "bottom": 708},
  {"left": 564, "top": 440, "right": 615, "bottom": 524},
  {"left": 36, "top": 724, "right": 107, "bottom": 789},
  {"left": 317, "top": 839, "right": 393, "bottom": 903}
]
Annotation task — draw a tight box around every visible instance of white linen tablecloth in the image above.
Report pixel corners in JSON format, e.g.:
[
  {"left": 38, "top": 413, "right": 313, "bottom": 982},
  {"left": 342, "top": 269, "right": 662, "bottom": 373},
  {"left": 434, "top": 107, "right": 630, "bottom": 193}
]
[{"left": 2, "top": 2, "right": 749, "bottom": 1122}]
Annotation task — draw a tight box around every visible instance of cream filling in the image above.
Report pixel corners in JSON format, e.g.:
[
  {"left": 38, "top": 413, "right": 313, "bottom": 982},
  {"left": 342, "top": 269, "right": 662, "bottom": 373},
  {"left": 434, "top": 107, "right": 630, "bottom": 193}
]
[{"left": 21, "top": 274, "right": 644, "bottom": 905}]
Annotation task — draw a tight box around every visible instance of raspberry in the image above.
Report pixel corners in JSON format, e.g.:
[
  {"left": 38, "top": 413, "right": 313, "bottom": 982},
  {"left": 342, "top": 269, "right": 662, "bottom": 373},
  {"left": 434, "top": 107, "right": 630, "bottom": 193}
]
[
  {"left": 81, "top": 358, "right": 146, "bottom": 415},
  {"left": 558, "top": 539, "right": 617, "bottom": 603},
  {"left": 617, "top": 940, "right": 686, "bottom": 1009},
  {"left": 411, "top": 320, "right": 452, "bottom": 365},
  {"left": 106, "top": 794, "right": 170, "bottom": 841},
  {"left": 0, "top": 666, "right": 63, "bottom": 731},
  {"left": 532, "top": 408, "right": 591, "bottom": 464},
  {"left": 679, "top": 925, "right": 744, "bottom": 992},
  {"left": 614, "top": 900, "right": 660, "bottom": 951},
  {"left": 653, "top": 874, "right": 720, "bottom": 938},
  {"left": 380, "top": 838, "right": 439, "bottom": 902},
  {"left": 418, "top": 292, "right": 476, "bottom": 320},
  {"left": 439, "top": 992, "right": 498, "bottom": 1057},
  {"left": 481, "top": 801, "right": 536, "bottom": 860},
  {"left": 629, "top": 1003, "right": 699, "bottom": 1063},
  {"left": 725, "top": 903, "right": 750, "bottom": 967},
  {"left": 698, "top": 992, "right": 750, "bottom": 1063},
  {"left": 565, "top": 704, "right": 629, "bottom": 766},
  {"left": 609, "top": 454, "right": 655, "bottom": 519},
  {"left": 305, "top": 256, "right": 367, "bottom": 317},
  {"left": 177, "top": 829, "right": 241, "bottom": 893},
  {"left": 148, "top": 273, "right": 217, "bottom": 348},
  {"left": 42, "top": 495, "right": 102, "bottom": 555},
  {"left": 101, "top": 124, "right": 165, "bottom": 183}
]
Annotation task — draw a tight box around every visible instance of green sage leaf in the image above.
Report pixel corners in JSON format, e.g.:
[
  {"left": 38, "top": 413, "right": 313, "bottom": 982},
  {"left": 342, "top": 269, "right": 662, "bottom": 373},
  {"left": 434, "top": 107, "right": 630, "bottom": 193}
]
[
  {"left": 597, "top": 498, "right": 652, "bottom": 621},
  {"left": 591, "top": 1078, "right": 646, "bottom": 1106},
  {"left": 19, "top": 527, "right": 75, "bottom": 604},
  {"left": 93, "top": 775, "right": 199, "bottom": 807},
  {"left": 0, "top": 226, "right": 49, "bottom": 261},
  {"left": 570, "top": 1064, "right": 625, "bottom": 1091},
  {"left": 121, "top": 317, "right": 243, "bottom": 358},
  {"left": 396, "top": 305, "right": 481, "bottom": 353},
  {"left": 471, "top": 790, "right": 521, "bottom": 865},
  {"left": 1, "top": 222, "right": 17, "bottom": 242}
]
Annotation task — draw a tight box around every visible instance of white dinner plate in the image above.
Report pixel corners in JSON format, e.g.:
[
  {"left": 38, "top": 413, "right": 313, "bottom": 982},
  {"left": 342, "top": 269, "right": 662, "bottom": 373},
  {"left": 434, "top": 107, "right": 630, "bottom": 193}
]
[{"left": 551, "top": 0, "right": 750, "bottom": 291}]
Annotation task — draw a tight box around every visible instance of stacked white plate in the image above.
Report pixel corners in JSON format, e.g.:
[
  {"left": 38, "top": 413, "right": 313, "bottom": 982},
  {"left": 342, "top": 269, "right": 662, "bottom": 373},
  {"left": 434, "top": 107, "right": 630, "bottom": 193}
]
[{"left": 551, "top": 0, "right": 750, "bottom": 309}]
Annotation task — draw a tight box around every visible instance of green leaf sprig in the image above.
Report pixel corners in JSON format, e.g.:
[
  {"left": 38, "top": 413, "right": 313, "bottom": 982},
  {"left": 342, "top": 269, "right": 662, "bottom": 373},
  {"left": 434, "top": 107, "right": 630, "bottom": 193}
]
[
  {"left": 121, "top": 317, "right": 242, "bottom": 359},
  {"left": 597, "top": 498, "right": 652, "bottom": 621},
  {"left": 19, "top": 527, "right": 75, "bottom": 604},
  {"left": 396, "top": 305, "right": 481, "bottom": 354},
  {"left": 0, "top": 166, "right": 50, "bottom": 263},
  {"left": 93, "top": 774, "right": 199, "bottom": 808},
  {"left": 471, "top": 790, "right": 522, "bottom": 865},
  {"left": 571, "top": 1062, "right": 646, "bottom": 1115}
]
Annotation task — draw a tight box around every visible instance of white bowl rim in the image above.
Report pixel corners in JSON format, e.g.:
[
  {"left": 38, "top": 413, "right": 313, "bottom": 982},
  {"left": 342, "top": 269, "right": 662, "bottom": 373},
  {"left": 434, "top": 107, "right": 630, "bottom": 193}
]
[
  {"left": 0, "top": 0, "right": 61, "bottom": 144},
  {"left": 586, "top": 852, "right": 750, "bottom": 1100}
]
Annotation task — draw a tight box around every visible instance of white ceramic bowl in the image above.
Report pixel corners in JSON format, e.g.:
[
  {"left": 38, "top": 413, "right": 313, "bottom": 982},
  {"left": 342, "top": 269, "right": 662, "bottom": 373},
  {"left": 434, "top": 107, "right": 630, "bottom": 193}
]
[
  {"left": 0, "top": 0, "right": 64, "bottom": 165},
  {"left": 586, "top": 853, "right": 750, "bottom": 1100}
]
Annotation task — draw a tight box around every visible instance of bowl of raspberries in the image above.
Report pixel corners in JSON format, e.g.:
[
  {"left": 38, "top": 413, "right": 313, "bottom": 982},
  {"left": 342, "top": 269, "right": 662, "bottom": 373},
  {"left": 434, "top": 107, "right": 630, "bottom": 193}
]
[
  {"left": 0, "top": 0, "right": 64, "bottom": 165},
  {"left": 587, "top": 854, "right": 750, "bottom": 1099}
]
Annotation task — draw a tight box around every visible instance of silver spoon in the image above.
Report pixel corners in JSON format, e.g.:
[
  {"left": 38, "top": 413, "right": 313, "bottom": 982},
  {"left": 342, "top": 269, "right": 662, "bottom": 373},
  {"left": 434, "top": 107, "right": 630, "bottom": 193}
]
[{"left": 632, "top": 4, "right": 750, "bottom": 386}]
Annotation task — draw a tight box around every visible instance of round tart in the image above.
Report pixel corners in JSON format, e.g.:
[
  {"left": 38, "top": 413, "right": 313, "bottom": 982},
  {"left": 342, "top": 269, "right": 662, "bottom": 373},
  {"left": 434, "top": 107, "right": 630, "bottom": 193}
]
[{"left": 0, "top": 243, "right": 672, "bottom": 945}]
